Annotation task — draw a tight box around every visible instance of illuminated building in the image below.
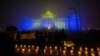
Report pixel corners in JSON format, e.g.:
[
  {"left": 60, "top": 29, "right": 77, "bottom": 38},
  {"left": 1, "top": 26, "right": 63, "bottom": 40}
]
[{"left": 19, "top": 10, "right": 81, "bottom": 31}]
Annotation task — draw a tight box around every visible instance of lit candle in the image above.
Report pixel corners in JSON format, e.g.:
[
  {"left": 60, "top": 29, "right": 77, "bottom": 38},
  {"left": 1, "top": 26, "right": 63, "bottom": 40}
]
[
  {"left": 90, "top": 48, "right": 95, "bottom": 56},
  {"left": 97, "top": 47, "right": 100, "bottom": 51},
  {"left": 62, "top": 50, "right": 66, "bottom": 55},
  {"left": 32, "top": 45, "right": 34, "bottom": 49},
  {"left": 45, "top": 46, "right": 47, "bottom": 49},
  {"left": 24, "top": 45, "right": 26, "bottom": 48},
  {"left": 16, "top": 48, "right": 20, "bottom": 52},
  {"left": 49, "top": 46, "right": 52, "bottom": 50},
  {"left": 84, "top": 51, "right": 88, "bottom": 55},
  {"left": 36, "top": 46, "right": 39, "bottom": 50},
  {"left": 85, "top": 47, "right": 88, "bottom": 51},
  {"left": 50, "top": 49, "right": 53, "bottom": 55},
  {"left": 90, "top": 48, "right": 94, "bottom": 53},
  {"left": 70, "top": 49, "right": 74, "bottom": 55},
  {"left": 91, "top": 53, "right": 95, "bottom": 56},
  {"left": 22, "top": 48, "right": 25, "bottom": 53},
  {"left": 72, "top": 47, "right": 74, "bottom": 50},
  {"left": 35, "top": 49, "right": 39, "bottom": 53},
  {"left": 28, "top": 48, "right": 31, "bottom": 53},
  {"left": 44, "top": 49, "right": 46, "bottom": 54},
  {"left": 64, "top": 47, "right": 67, "bottom": 50},
  {"left": 35, "top": 46, "right": 39, "bottom": 54},
  {"left": 15, "top": 44, "right": 18, "bottom": 48},
  {"left": 20, "top": 44, "right": 23, "bottom": 48},
  {"left": 55, "top": 46, "right": 57, "bottom": 50},
  {"left": 28, "top": 45, "right": 31, "bottom": 48},
  {"left": 79, "top": 46, "right": 82, "bottom": 51},
  {"left": 78, "top": 51, "right": 82, "bottom": 56},
  {"left": 98, "top": 51, "right": 100, "bottom": 56}
]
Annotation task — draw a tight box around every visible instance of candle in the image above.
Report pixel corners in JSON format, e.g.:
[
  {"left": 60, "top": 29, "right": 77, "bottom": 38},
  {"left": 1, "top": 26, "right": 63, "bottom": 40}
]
[
  {"left": 49, "top": 46, "right": 52, "bottom": 50},
  {"left": 79, "top": 46, "right": 82, "bottom": 51},
  {"left": 50, "top": 49, "right": 53, "bottom": 55},
  {"left": 97, "top": 47, "right": 100, "bottom": 51},
  {"left": 36, "top": 46, "right": 39, "bottom": 50},
  {"left": 16, "top": 48, "right": 20, "bottom": 52},
  {"left": 22, "top": 48, "right": 25, "bottom": 53},
  {"left": 28, "top": 45, "right": 31, "bottom": 48},
  {"left": 64, "top": 47, "right": 67, "bottom": 50},
  {"left": 98, "top": 51, "right": 100, "bottom": 56},
  {"left": 72, "top": 47, "right": 74, "bottom": 50},
  {"left": 44, "top": 49, "right": 46, "bottom": 54},
  {"left": 35, "top": 46, "right": 39, "bottom": 54},
  {"left": 85, "top": 47, "right": 88, "bottom": 51},
  {"left": 20, "top": 44, "right": 23, "bottom": 48},
  {"left": 32, "top": 45, "right": 34, "bottom": 49},
  {"left": 15, "top": 44, "right": 18, "bottom": 48},
  {"left": 91, "top": 53, "right": 95, "bottom": 56},
  {"left": 84, "top": 51, "right": 88, "bottom": 55},
  {"left": 35, "top": 49, "right": 39, "bottom": 53},
  {"left": 78, "top": 51, "right": 82, "bottom": 56},
  {"left": 55, "top": 46, "right": 57, "bottom": 50},
  {"left": 70, "top": 49, "right": 74, "bottom": 55},
  {"left": 28, "top": 48, "right": 31, "bottom": 53},
  {"left": 62, "top": 50, "right": 66, "bottom": 55},
  {"left": 24, "top": 45, "right": 26, "bottom": 48},
  {"left": 90, "top": 48, "right": 94, "bottom": 53},
  {"left": 45, "top": 46, "right": 47, "bottom": 49}
]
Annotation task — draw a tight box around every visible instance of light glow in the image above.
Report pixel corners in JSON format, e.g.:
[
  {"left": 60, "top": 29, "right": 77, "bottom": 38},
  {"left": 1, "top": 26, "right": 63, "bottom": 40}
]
[{"left": 42, "top": 10, "right": 54, "bottom": 18}]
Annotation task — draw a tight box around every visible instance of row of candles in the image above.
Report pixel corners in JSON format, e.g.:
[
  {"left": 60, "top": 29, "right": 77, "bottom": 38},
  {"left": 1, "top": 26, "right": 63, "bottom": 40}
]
[{"left": 15, "top": 44, "right": 100, "bottom": 56}]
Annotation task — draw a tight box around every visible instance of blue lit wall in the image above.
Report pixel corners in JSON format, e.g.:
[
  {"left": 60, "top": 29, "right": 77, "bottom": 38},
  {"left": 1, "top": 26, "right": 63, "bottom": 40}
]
[
  {"left": 18, "top": 16, "right": 80, "bottom": 31},
  {"left": 68, "top": 14, "right": 80, "bottom": 31},
  {"left": 19, "top": 17, "right": 33, "bottom": 31}
]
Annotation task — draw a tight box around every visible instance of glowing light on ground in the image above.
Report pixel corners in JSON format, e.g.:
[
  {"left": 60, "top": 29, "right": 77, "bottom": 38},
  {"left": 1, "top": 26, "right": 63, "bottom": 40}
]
[{"left": 15, "top": 45, "right": 99, "bottom": 56}]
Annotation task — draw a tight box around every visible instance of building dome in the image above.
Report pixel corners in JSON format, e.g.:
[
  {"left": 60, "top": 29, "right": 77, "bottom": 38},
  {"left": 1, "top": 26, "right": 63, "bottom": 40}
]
[{"left": 41, "top": 10, "right": 55, "bottom": 19}]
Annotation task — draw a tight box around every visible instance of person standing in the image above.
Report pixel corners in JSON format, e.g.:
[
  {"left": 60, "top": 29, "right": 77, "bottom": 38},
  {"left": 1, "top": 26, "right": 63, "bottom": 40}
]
[{"left": 0, "top": 26, "right": 18, "bottom": 56}]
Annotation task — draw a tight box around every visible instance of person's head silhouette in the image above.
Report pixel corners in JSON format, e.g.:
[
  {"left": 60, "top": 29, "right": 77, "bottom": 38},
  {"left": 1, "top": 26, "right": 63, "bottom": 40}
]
[{"left": 6, "top": 25, "right": 18, "bottom": 38}]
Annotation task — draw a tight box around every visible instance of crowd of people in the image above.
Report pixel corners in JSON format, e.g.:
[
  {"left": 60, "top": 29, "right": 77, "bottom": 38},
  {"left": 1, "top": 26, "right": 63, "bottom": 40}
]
[{"left": 0, "top": 25, "right": 100, "bottom": 56}]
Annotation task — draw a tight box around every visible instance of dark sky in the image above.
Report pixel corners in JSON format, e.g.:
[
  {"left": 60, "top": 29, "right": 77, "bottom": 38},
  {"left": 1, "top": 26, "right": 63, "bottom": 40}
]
[{"left": 0, "top": 0, "right": 100, "bottom": 30}]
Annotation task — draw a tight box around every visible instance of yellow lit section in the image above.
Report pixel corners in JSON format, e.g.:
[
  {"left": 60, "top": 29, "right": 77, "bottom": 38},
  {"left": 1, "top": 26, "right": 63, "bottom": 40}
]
[{"left": 42, "top": 10, "right": 54, "bottom": 18}]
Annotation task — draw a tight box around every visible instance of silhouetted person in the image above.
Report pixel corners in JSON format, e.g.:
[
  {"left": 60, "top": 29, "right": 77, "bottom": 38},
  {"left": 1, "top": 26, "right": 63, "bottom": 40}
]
[
  {"left": 0, "top": 26, "right": 18, "bottom": 56},
  {"left": 36, "top": 31, "right": 46, "bottom": 55}
]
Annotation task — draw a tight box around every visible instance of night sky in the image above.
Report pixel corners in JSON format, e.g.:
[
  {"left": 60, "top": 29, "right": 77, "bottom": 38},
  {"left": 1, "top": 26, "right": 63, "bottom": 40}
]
[{"left": 0, "top": 0, "right": 100, "bottom": 30}]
